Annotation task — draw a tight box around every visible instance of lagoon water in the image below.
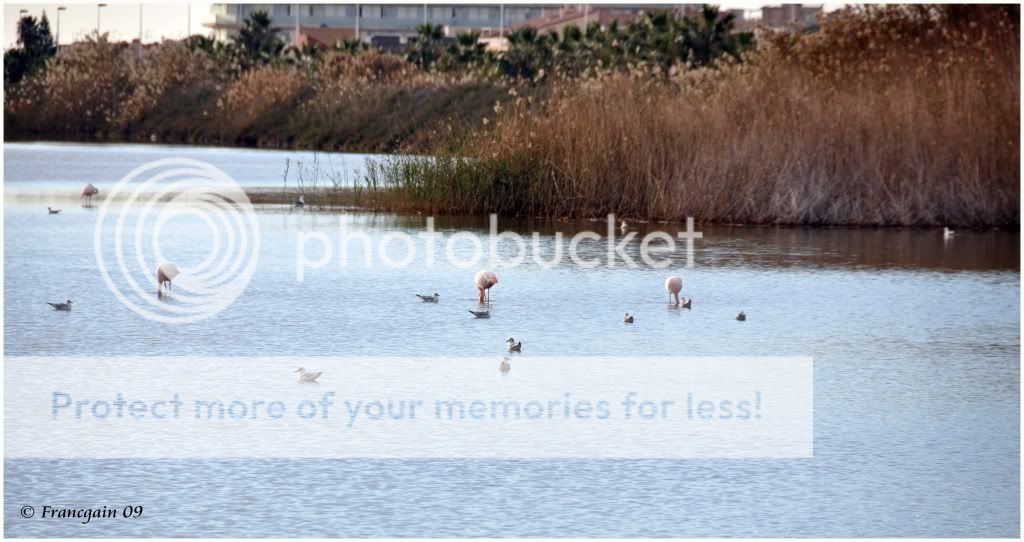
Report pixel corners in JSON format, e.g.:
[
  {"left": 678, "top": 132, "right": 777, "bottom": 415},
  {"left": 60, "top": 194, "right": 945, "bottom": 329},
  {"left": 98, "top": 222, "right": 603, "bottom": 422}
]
[{"left": 3, "top": 142, "right": 1020, "bottom": 536}]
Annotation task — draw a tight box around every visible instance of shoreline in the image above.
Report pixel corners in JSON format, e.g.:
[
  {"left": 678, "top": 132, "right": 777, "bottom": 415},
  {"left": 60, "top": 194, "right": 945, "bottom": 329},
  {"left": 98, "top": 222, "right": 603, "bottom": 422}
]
[
  {"left": 3, "top": 135, "right": 400, "bottom": 155},
  {"left": 242, "top": 188, "right": 1019, "bottom": 231}
]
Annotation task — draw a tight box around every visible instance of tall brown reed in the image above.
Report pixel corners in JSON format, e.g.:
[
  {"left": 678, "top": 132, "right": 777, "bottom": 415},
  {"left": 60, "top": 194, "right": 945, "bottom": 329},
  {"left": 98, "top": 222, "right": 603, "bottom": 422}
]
[
  {"left": 5, "top": 41, "right": 512, "bottom": 151},
  {"left": 369, "top": 5, "right": 1019, "bottom": 226}
]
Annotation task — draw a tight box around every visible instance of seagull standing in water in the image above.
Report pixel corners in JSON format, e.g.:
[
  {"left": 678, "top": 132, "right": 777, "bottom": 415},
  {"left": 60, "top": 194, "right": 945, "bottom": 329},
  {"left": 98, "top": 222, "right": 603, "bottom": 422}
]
[
  {"left": 469, "top": 310, "right": 491, "bottom": 319},
  {"left": 416, "top": 293, "right": 440, "bottom": 302},
  {"left": 47, "top": 207, "right": 61, "bottom": 214},
  {"left": 499, "top": 357, "right": 511, "bottom": 374},
  {"left": 506, "top": 337, "right": 522, "bottom": 352},
  {"left": 295, "top": 367, "right": 322, "bottom": 383},
  {"left": 736, "top": 311, "right": 746, "bottom": 321},
  {"left": 624, "top": 312, "right": 634, "bottom": 323},
  {"left": 47, "top": 299, "right": 73, "bottom": 311}
]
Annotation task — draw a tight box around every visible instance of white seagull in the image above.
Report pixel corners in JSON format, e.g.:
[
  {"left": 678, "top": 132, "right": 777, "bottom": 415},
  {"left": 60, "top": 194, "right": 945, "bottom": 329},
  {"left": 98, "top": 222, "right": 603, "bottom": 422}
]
[
  {"left": 47, "top": 299, "right": 73, "bottom": 311},
  {"left": 416, "top": 293, "right": 440, "bottom": 302},
  {"left": 295, "top": 367, "right": 322, "bottom": 383}
]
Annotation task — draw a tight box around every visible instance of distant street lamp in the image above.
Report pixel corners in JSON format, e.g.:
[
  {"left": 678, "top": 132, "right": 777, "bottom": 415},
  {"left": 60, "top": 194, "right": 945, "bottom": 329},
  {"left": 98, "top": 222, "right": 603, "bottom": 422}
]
[
  {"left": 97, "top": 3, "right": 107, "bottom": 35},
  {"left": 57, "top": 6, "right": 66, "bottom": 51}
]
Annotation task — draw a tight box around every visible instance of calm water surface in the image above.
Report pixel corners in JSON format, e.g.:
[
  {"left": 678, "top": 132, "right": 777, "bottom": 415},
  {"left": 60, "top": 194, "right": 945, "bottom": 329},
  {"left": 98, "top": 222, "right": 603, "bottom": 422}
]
[{"left": 3, "top": 143, "right": 1020, "bottom": 536}]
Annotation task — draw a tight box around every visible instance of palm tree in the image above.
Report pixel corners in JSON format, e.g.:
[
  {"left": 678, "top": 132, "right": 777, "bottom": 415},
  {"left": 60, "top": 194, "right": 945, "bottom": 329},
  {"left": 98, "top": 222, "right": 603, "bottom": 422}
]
[
  {"left": 233, "top": 10, "right": 284, "bottom": 66},
  {"left": 333, "top": 38, "right": 367, "bottom": 56},
  {"left": 499, "top": 27, "right": 553, "bottom": 80},
  {"left": 682, "top": 5, "right": 752, "bottom": 66},
  {"left": 407, "top": 23, "right": 445, "bottom": 69},
  {"left": 446, "top": 30, "right": 486, "bottom": 69}
]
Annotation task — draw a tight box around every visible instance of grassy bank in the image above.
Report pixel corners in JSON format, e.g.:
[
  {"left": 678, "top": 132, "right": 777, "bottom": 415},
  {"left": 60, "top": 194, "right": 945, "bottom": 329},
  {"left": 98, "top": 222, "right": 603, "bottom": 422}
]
[
  {"left": 4, "top": 45, "right": 526, "bottom": 152},
  {"left": 6, "top": 5, "right": 1019, "bottom": 226},
  {"left": 363, "top": 5, "right": 1019, "bottom": 226}
]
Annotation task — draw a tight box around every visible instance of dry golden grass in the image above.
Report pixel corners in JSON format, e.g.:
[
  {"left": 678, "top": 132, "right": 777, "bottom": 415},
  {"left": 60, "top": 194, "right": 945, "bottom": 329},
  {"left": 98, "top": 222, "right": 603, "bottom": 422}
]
[{"left": 370, "top": 5, "right": 1019, "bottom": 225}]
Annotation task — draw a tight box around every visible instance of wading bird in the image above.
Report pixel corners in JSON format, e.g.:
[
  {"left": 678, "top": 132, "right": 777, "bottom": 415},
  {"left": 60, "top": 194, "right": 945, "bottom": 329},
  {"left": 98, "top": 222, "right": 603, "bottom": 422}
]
[
  {"left": 468, "top": 310, "right": 490, "bottom": 319},
  {"left": 944, "top": 227, "right": 955, "bottom": 239},
  {"left": 499, "top": 357, "right": 511, "bottom": 374},
  {"left": 156, "top": 262, "right": 180, "bottom": 298},
  {"left": 506, "top": 337, "right": 522, "bottom": 352},
  {"left": 416, "top": 293, "right": 440, "bottom": 302},
  {"left": 624, "top": 312, "right": 634, "bottom": 323},
  {"left": 47, "top": 299, "right": 73, "bottom": 311},
  {"left": 47, "top": 207, "right": 61, "bottom": 214},
  {"left": 736, "top": 311, "right": 746, "bottom": 321},
  {"left": 620, "top": 220, "right": 628, "bottom": 233},
  {"left": 80, "top": 183, "right": 99, "bottom": 207},
  {"left": 475, "top": 270, "right": 498, "bottom": 303},
  {"left": 665, "top": 276, "right": 682, "bottom": 306},
  {"left": 295, "top": 367, "right": 322, "bottom": 383}
]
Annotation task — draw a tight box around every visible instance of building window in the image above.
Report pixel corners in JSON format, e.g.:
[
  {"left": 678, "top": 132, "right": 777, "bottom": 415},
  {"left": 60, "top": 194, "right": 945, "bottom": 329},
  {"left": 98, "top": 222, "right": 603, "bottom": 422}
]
[
  {"left": 397, "top": 6, "right": 419, "bottom": 19},
  {"left": 382, "top": 6, "right": 398, "bottom": 18}
]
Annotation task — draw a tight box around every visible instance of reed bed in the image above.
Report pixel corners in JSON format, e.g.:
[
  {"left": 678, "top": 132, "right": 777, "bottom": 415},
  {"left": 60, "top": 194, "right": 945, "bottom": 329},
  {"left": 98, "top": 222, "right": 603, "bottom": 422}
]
[
  {"left": 5, "top": 41, "right": 514, "bottom": 151},
  {"left": 365, "top": 5, "right": 1019, "bottom": 226},
  {"left": 5, "top": 5, "right": 1018, "bottom": 226}
]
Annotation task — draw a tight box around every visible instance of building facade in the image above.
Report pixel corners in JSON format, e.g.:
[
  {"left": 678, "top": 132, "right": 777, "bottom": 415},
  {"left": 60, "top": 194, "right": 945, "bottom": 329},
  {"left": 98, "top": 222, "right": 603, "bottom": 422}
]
[
  {"left": 759, "top": 4, "right": 822, "bottom": 27},
  {"left": 205, "top": 3, "right": 555, "bottom": 46}
]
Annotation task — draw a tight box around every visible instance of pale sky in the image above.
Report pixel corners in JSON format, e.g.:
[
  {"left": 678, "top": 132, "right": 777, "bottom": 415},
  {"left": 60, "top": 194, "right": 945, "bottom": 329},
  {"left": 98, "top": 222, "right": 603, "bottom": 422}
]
[{"left": 4, "top": 1, "right": 845, "bottom": 48}]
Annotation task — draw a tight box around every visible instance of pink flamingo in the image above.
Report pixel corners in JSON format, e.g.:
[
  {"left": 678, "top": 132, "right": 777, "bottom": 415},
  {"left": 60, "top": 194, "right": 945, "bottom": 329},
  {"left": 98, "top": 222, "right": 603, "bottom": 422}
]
[
  {"left": 80, "top": 183, "right": 99, "bottom": 207},
  {"left": 664, "top": 276, "right": 682, "bottom": 306},
  {"left": 156, "top": 262, "right": 180, "bottom": 298},
  {"left": 475, "top": 270, "right": 498, "bottom": 303}
]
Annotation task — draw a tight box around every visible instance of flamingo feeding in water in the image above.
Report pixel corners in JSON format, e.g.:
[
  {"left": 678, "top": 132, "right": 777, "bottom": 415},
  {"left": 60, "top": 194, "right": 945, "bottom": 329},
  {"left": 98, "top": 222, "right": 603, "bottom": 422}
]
[
  {"left": 80, "top": 183, "right": 99, "bottom": 207},
  {"left": 664, "top": 276, "right": 683, "bottom": 306},
  {"left": 156, "top": 262, "right": 180, "bottom": 298},
  {"left": 475, "top": 270, "right": 498, "bottom": 303}
]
